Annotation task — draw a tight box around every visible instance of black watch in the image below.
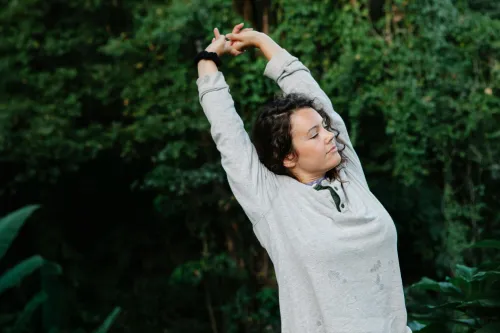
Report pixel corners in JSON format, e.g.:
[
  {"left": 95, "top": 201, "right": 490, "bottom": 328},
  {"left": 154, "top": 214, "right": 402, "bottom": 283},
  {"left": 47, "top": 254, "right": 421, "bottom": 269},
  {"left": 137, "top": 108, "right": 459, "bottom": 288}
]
[{"left": 194, "top": 50, "right": 222, "bottom": 67}]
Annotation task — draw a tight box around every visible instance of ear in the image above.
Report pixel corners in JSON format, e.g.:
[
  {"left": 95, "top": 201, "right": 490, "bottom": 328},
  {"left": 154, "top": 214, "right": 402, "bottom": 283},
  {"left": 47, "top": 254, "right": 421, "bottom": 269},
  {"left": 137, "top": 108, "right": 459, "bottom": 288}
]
[{"left": 283, "top": 153, "right": 297, "bottom": 168}]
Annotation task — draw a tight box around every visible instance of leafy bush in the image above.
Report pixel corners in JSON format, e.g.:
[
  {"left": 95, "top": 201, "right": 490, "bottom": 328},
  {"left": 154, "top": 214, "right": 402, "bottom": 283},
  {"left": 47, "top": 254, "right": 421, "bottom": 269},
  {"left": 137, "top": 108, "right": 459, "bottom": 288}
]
[
  {"left": 0, "top": 206, "right": 121, "bottom": 333},
  {"left": 0, "top": 205, "right": 50, "bottom": 333},
  {"left": 406, "top": 240, "right": 500, "bottom": 332}
]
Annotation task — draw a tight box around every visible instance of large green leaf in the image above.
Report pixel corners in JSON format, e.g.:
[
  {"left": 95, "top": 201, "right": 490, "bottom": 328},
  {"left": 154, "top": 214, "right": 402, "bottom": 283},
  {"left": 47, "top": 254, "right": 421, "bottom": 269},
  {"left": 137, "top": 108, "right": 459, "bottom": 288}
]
[
  {"left": 11, "top": 291, "right": 48, "bottom": 333},
  {"left": 409, "top": 276, "right": 462, "bottom": 296},
  {"left": 0, "top": 255, "right": 44, "bottom": 294},
  {"left": 93, "top": 306, "right": 121, "bottom": 333},
  {"left": 0, "top": 205, "right": 40, "bottom": 261},
  {"left": 409, "top": 277, "right": 441, "bottom": 292},
  {"left": 455, "top": 264, "right": 478, "bottom": 282}
]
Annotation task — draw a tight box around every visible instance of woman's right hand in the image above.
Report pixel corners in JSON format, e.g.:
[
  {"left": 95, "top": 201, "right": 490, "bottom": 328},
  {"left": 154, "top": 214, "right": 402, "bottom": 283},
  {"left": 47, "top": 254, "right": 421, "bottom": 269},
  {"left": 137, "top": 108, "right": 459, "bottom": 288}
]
[
  {"left": 228, "top": 29, "right": 281, "bottom": 61},
  {"left": 206, "top": 23, "right": 257, "bottom": 57},
  {"left": 225, "top": 27, "right": 263, "bottom": 53}
]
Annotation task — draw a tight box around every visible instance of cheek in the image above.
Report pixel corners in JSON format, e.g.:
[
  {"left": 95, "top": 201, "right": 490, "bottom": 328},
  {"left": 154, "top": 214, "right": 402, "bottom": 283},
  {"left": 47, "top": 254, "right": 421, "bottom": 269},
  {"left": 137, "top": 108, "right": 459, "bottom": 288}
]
[
  {"left": 297, "top": 141, "right": 324, "bottom": 160},
  {"left": 291, "top": 140, "right": 309, "bottom": 163},
  {"left": 293, "top": 137, "right": 327, "bottom": 160},
  {"left": 314, "top": 140, "right": 326, "bottom": 156}
]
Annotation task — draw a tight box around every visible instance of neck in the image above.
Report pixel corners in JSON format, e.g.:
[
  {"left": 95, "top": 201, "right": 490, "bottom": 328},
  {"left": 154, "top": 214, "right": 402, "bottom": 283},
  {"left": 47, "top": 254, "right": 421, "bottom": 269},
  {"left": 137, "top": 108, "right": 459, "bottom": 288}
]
[{"left": 296, "top": 173, "right": 326, "bottom": 185}]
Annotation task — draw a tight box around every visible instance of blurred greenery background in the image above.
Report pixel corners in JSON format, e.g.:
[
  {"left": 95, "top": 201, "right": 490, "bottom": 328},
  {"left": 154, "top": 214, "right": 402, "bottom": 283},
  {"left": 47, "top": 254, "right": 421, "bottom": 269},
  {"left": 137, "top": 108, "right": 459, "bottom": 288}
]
[{"left": 0, "top": 0, "right": 499, "bottom": 332}]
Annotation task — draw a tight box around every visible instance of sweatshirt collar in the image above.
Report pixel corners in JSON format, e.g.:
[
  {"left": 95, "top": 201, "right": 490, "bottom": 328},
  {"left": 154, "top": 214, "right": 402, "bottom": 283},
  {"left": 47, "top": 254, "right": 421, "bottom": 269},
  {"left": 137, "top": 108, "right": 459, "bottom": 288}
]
[{"left": 305, "top": 176, "right": 326, "bottom": 186}]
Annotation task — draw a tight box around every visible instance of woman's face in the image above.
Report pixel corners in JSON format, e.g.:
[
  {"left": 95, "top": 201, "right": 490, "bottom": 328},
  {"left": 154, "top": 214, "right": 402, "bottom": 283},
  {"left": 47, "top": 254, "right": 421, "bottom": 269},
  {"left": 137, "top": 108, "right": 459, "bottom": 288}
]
[{"left": 283, "top": 107, "right": 342, "bottom": 182}]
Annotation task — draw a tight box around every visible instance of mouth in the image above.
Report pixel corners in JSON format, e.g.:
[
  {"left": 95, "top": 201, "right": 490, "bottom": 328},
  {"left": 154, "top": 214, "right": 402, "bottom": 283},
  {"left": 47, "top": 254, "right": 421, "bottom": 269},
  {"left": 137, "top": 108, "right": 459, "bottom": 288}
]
[{"left": 327, "top": 146, "right": 337, "bottom": 154}]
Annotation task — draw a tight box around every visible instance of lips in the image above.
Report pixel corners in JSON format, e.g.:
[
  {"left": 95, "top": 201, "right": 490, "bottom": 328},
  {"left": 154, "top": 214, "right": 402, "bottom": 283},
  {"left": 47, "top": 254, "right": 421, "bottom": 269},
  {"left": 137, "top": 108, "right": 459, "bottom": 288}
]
[{"left": 327, "top": 146, "right": 337, "bottom": 154}]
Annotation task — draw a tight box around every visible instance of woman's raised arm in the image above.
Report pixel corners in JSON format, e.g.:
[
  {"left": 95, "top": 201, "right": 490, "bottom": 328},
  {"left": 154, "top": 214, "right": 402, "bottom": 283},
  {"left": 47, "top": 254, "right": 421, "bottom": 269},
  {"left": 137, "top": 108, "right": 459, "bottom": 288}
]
[{"left": 196, "top": 28, "right": 278, "bottom": 226}]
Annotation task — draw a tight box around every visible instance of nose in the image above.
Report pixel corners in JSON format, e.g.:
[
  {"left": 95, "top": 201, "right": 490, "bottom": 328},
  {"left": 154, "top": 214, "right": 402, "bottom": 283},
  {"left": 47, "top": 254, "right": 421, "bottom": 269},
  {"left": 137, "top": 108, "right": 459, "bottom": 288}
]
[{"left": 325, "top": 129, "right": 335, "bottom": 144}]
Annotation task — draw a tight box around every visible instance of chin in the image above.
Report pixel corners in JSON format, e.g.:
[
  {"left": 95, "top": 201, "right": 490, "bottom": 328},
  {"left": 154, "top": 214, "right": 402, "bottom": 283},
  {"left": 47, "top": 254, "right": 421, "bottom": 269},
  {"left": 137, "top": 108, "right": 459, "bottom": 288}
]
[{"left": 330, "top": 152, "right": 342, "bottom": 168}]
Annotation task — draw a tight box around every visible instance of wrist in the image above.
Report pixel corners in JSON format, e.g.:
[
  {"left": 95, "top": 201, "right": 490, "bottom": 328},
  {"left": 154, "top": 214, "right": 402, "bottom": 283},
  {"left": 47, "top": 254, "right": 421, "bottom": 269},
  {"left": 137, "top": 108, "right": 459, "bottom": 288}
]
[
  {"left": 256, "top": 34, "right": 282, "bottom": 61},
  {"left": 197, "top": 56, "right": 219, "bottom": 76},
  {"left": 254, "top": 32, "right": 269, "bottom": 48},
  {"left": 205, "top": 46, "right": 222, "bottom": 57}
]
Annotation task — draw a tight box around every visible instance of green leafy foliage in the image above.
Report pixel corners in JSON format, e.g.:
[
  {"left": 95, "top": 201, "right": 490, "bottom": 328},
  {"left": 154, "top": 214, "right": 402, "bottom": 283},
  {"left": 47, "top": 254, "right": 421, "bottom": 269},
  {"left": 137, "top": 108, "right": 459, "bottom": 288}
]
[
  {"left": 0, "top": 206, "right": 44, "bottom": 294},
  {"left": 0, "top": 255, "right": 46, "bottom": 295},
  {"left": 0, "top": 205, "right": 40, "bottom": 260},
  {"left": 406, "top": 241, "right": 500, "bottom": 332},
  {"left": 93, "top": 307, "right": 122, "bottom": 333},
  {"left": 0, "top": 206, "right": 54, "bottom": 332},
  {"left": 0, "top": 205, "right": 121, "bottom": 333},
  {"left": 10, "top": 291, "right": 48, "bottom": 333}
]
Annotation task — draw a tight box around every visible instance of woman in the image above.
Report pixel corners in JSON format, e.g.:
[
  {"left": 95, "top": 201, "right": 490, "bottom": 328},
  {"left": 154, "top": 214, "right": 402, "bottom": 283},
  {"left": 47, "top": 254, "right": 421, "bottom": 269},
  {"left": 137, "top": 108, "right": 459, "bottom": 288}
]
[{"left": 196, "top": 23, "right": 412, "bottom": 333}]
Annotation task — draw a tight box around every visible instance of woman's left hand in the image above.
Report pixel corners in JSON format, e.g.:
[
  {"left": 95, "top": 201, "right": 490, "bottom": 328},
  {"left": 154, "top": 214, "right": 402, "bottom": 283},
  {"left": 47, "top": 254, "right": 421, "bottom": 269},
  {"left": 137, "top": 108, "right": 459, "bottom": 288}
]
[{"left": 205, "top": 24, "right": 253, "bottom": 57}]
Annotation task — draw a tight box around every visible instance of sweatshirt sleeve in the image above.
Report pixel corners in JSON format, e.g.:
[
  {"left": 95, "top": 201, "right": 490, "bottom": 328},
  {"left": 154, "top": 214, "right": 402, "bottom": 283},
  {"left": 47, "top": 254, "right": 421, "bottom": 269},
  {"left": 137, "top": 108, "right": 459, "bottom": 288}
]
[
  {"left": 197, "top": 71, "right": 278, "bottom": 224},
  {"left": 264, "top": 49, "right": 368, "bottom": 188}
]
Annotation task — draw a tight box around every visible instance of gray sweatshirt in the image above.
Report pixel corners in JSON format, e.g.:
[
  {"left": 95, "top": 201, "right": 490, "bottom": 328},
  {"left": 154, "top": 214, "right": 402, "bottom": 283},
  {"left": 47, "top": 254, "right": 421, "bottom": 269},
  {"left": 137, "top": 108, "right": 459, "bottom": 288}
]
[{"left": 196, "top": 49, "right": 412, "bottom": 333}]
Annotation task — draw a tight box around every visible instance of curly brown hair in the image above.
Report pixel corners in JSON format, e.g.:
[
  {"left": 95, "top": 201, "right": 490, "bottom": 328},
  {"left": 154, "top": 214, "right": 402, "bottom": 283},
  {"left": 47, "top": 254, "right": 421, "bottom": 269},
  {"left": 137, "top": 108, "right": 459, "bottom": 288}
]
[{"left": 251, "top": 93, "right": 346, "bottom": 182}]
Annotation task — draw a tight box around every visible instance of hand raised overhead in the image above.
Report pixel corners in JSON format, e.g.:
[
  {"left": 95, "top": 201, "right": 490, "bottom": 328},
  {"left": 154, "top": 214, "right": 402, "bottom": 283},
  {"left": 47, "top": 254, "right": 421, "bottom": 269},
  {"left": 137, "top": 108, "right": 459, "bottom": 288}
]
[
  {"left": 225, "top": 27, "right": 261, "bottom": 53},
  {"left": 205, "top": 23, "right": 256, "bottom": 57}
]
